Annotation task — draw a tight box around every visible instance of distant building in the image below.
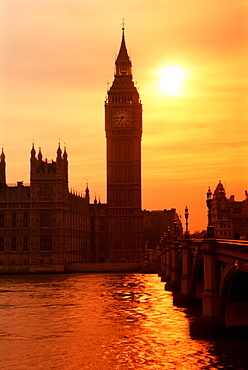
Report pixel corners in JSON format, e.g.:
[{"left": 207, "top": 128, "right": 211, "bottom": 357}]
[
  {"left": 212, "top": 181, "right": 248, "bottom": 240},
  {"left": 143, "top": 209, "right": 183, "bottom": 250},
  {"left": 0, "top": 27, "right": 181, "bottom": 273}
]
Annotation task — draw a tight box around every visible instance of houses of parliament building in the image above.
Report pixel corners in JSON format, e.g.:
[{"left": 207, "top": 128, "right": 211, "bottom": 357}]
[{"left": 0, "top": 27, "right": 182, "bottom": 273}]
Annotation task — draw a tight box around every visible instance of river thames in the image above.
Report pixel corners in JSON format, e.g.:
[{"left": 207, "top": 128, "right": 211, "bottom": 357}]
[{"left": 0, "top": 273, "right": 247, "bottom": 369}]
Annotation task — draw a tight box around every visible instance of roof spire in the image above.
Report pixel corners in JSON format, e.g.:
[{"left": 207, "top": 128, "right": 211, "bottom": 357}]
[
  {"left": 31, "top": 142, "right": 36, "bottom": 159},
  {"left": 63, "top": 144, "right": 68, "bottom": 160},
  {"left": 121, "top": 18, "right": 125, "bottom": 32},
  {"left": 85, "top": 181, "right": 89, "bottom": 199},
  {"left": 115, "top": 19, "right": 132, "bottom": 75},
  {"left": 57, "top": 141, "right": 62, "bottom": 159},
  {"left": 0, "top": 147, "right": 5, "bottom": 162},
  {"left": 38, "top": 147, "right": 42, "bottom": 161}
]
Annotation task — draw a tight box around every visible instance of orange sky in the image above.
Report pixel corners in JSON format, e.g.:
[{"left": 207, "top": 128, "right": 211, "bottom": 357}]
[{"left": 0, "top": 1, "right": 247, "bottom": 232}]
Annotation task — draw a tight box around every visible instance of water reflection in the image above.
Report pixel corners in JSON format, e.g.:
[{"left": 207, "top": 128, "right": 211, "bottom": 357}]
[{"left": 0, "top": 274, "right": 247, "bottom": 369}]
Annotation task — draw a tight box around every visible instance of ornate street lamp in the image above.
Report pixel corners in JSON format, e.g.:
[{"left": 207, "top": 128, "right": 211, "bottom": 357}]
[
  {"left": 184, "top": 205, "right": 190, "bottom": 238},
  {"left": 167, "top": 226, "right": 171, "bottom": 243},
  {"left": 206, "top": 187, "right": 215, "bottom": 238}
]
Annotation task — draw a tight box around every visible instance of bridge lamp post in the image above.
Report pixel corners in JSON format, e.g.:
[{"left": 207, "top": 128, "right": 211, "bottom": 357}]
[
  {"left": 162, "top": 232, "right": 166, "bottom": 265},
  {"left": 163, "top": 232, "right": 166, "bottom": 248},
  {"left": 184, "top": 206, "right": 190, "bottom": 238},
  {"left": 173, "top": 218, "right": 178, "bottom": 241},
  {"left": 206, "top": 187, "right": 215, "bottom": 238},
  {"left": 161, "top": 232, "right": 166, "bottom": 256}
]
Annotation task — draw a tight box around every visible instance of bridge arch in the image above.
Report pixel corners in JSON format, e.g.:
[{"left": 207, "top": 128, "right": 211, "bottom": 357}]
[{"left": 220, "top": 266, "right": 248, "bottom": 328}]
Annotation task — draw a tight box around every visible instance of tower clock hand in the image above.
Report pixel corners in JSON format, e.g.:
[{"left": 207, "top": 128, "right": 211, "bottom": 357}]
[
  {"left": 116, "top": 115, "right": 125, "bottom": 125},
  {"left": 116, "top": 117, "right": 122, "bottom": 125}
]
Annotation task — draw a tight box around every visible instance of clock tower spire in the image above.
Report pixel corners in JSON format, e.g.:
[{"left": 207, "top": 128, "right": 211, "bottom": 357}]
[
  {"left": 115, "top": 21, "right": 132, "bottom": 77},
  {"left": 105, "top": 25, "right": 143, "bottom": 265}
]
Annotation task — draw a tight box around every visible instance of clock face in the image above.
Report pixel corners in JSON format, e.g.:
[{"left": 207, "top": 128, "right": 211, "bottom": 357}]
[{"left": 112, "top": 108, "right": 132, "bottom": 127}]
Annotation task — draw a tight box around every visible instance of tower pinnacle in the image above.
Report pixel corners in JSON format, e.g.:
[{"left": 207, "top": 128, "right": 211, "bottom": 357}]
[
  {"left": 0, "top": 147, "right": 6, "bottom": 185},
  {"left": 57, "top": 142, "right": 62, "bottom": 160},
  {"left": 121, "top": 18, "right": 125, "bottom": 32},
  {"left": 0, "top": 147, "right": 5, "bottom": 162},
  {"left": 115, "top": 22, "right": 132, "bottom": 76}
]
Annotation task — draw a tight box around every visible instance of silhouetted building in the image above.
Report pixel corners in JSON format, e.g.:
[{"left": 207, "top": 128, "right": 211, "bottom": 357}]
[
  {"left": 0, "top": 27, "right": 182, "bottom": 273},
  {"left": 0, "top": 144, "right": 93, "bottom": 273},
  {"left": 212, "top": 181, "right": 248, "bottom": 240}
]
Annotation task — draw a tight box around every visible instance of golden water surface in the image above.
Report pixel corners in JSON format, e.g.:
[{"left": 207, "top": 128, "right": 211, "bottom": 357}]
[{"left": 0, "top": 273, "right": 247, "bottom": 369}]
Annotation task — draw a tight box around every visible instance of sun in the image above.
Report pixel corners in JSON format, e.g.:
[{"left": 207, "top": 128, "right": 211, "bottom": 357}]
[{"left": 159, "top": 66, "right": 185, "bottom": 96}]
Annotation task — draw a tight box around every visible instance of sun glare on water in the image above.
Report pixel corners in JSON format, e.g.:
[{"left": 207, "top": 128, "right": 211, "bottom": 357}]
[{"left": 160, "top": 66, "right": 185, "bottom": 96}]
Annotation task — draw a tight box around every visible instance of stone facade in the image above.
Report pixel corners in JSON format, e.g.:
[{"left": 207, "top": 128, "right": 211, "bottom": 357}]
[
  {"left": 0, "top": 145, "right": 94, "bottom": 273},
  {"left": 212, "top": 181, "right": 248, "bottom": 240}
]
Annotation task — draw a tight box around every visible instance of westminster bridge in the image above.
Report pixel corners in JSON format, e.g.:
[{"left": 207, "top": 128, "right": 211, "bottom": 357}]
[{"left": 159, "top": 235, "right": 248, "bottom": 336}]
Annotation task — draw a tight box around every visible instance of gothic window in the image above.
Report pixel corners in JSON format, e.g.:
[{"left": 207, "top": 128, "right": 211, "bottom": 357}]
[
  {"left": 23, "top": 236, "right": 29, "bottom": 251},
  {"left": 0, "top": 212, "right": 4, "bottom": 228},
  {"left": 0, "top": 236, "right": 4, "bottom": 251},
  {"left": 11, "top": 236, "right": 16, "bottom": 251},
  {"left": 11, "top": 212, "right": 17, "bottom": 228},
  {"left": 40, "top": 236, "right": 52, "bottom": 251},
  {"left": 23, "top": 212, "right": 29, "bottom": 228}
]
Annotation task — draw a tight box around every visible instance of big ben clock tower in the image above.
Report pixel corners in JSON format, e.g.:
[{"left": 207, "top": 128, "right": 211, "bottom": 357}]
[{"left": 105, "top": 25, "right": 143, "bottom": 265}]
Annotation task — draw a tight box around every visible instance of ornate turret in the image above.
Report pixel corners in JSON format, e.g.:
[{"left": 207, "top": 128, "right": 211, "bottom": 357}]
[
  {"left": 56, "top": 142, "right": 62, "bottom": 161},
  {"left": 38, "top": 147, "right": 42, "bottom": 161},
  {"left": 31, "top": 143, "right": 36, "bottom": 159},
  {"left": 85, "top": 183, "right": 90, "bottom": 201},
  {"left": 63, "top": 146, "right": 68, "bottom": 161},
  {"left": 30, "top": 144, "right": 68, "bottom": 188},
  {"left": 1, "top": 148, "right": 5, "bottom": 162},
  {"left": 0, "top": 147, "right": 6, "bottom": 186},
  {"left": 213, "top": 181, "right": 226, "bottom": 198}
]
